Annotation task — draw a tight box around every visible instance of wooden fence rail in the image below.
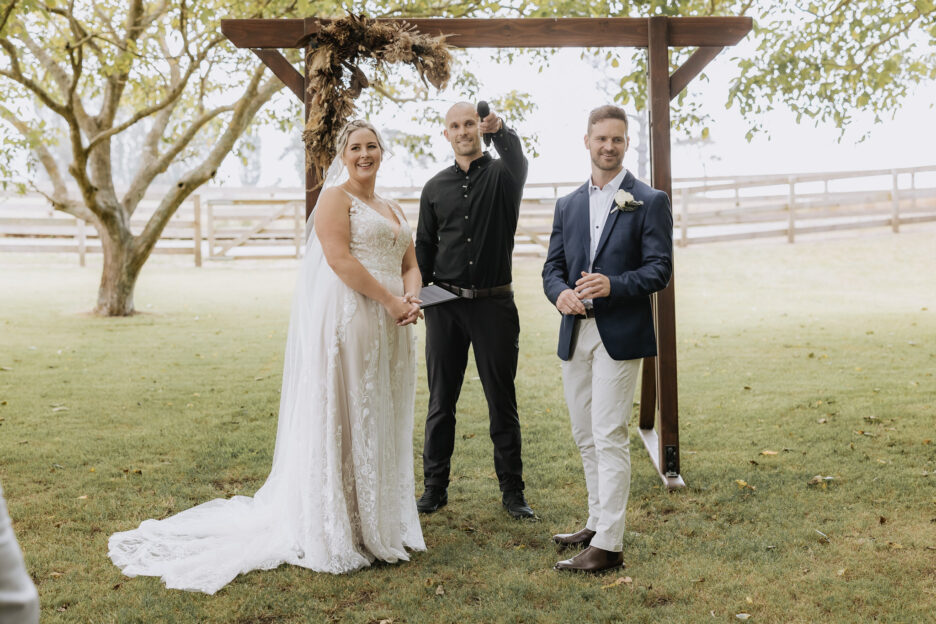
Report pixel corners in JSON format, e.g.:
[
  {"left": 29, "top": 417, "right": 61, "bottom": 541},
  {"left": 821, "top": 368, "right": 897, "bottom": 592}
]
[{"left": 2, "top": 165, "right": 935, "bottom": 264}]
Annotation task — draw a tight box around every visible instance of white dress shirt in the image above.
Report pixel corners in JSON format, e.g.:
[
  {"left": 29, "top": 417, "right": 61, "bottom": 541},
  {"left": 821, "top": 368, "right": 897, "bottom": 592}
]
[
  {"left": 588, "top": 167, "right": 627, "bottom": 265},
  {"left": 582, "top": 168, "right": 627, "bottom": 308}
]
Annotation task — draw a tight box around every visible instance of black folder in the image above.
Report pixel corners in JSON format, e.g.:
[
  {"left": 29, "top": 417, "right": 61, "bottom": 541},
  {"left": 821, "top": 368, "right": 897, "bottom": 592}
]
[{"left": 418, "top": 285, "right": 460, "bottom": 308}]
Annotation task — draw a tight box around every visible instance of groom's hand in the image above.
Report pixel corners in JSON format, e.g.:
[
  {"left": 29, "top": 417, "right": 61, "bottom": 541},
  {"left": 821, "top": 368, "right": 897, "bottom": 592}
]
[
  {"left": 479, "top": 111, "right": 502, "bottom": 135},
  {"left": 556, "top": 288, "right": 586, "bottom": 315},
  {"left": 575, "top": 271, "right": 611, "bottom": 300}
]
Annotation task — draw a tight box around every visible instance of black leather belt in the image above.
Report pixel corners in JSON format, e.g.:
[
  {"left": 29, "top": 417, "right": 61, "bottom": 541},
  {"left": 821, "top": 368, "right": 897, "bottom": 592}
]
[
  {"left": 436, "top": 282, "right": 513, "bottom": 299},
  {"left": 575, "top": 308, "right": 597, "bottom": 319}
]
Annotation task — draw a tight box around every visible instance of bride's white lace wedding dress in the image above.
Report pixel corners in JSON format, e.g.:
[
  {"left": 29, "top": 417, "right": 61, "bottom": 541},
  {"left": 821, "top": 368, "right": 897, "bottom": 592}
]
[{"left": 109, "top": 193, "right": 425, "bottom": 594}]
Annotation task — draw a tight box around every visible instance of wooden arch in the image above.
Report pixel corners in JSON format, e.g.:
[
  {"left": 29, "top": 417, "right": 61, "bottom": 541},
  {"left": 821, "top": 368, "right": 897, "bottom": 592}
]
[{"left": 221, "top": 16, "right": 753, "bottom": 489}]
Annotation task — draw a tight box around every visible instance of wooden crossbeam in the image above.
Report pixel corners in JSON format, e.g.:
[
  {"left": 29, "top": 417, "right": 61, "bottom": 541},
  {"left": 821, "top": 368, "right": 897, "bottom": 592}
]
[
  {"left": 670, "top": 46, "right": 724, "bottom": 100},
  {"left": 251, "top": 49, "right": 304, "bottom": 101},
  {"left": 221, "top": 17, "right": 752, "bottom": 50}
]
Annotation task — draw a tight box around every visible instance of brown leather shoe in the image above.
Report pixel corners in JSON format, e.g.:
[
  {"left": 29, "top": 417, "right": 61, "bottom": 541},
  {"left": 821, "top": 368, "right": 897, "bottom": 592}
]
[
  {"left": 554, "top": 546, "right": 624, "bottom": 573},
  {"left": 552, "top": 527, "right": 596, "bottom": 549}
]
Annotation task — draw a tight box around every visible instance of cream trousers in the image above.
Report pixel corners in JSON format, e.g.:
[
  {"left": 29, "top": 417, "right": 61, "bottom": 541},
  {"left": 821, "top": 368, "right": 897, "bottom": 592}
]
[
  {"left": 561, "top": 318, "right": 641, "bottom": 553},
  {"left": 0, "top": 482, "right": 39, "bottom": 624}
]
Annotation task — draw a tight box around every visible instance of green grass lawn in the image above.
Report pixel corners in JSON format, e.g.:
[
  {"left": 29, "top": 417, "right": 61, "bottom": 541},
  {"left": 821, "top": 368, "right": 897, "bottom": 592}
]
[{"left": 1, "top": 227, "right": 935, "bottom": 623}]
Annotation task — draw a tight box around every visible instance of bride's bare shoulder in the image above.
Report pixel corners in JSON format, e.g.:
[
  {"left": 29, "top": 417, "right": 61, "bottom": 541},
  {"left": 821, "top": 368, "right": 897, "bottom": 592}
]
[{"left": 317, "top": 186, "right": 352, "bottom": 209}]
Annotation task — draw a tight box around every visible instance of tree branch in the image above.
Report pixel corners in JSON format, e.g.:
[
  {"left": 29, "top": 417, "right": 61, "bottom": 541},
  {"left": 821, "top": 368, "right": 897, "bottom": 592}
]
[
  {"left": 0, "top": 38, "right": 69, "bottom": 116},
  {"left": 87, "top": 35, "right": 225, "bottom": 152},
  {"left": 31, "top": 183, "right": 97, "bottom": 224},
  {"left": 370, "top": 82, "right": 422, "bottom": 104},
  {"left": 0, "top": 104, "right": 68, "bottom": 198},
  {"left": 133, "top": 70, "right": 282, "bottom": 262},
  {"left": 121, "top": 101, "right": 235, "bottom": 212},
  {"left": 0, "top": 0, "right": 18, "bottom": 32},
  {"left": 98, "top": 0, "right": 145, "bottom": 128},
  {"left": 17, "top": 30, "right": 95, "bottom": 131}
]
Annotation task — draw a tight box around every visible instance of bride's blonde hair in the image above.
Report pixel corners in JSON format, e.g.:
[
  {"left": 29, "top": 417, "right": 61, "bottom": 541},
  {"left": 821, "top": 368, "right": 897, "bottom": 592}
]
[{"left": 334, "top": 119, "right": 387, "bottom": 157}]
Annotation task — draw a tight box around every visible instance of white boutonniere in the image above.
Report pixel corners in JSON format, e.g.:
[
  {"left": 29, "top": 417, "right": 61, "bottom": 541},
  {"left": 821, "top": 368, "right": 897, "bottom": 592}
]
[{"left": 612, "top": 189, "right": 643, "bottom": 213}]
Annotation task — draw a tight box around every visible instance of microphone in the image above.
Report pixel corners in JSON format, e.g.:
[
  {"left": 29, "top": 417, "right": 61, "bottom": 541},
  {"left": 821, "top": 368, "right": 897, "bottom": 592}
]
[{"left": 477, "top": 100, "right": 492, "bottom": 147}]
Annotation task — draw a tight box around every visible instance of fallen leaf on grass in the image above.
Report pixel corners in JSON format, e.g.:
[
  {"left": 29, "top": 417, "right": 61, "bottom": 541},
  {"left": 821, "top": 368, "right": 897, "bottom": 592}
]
[
  {"left": 435, "top": 585, "right": 445, "bottom": 596},
  {"left": 735, "top": 479, "right": 756, "bottom": 490},
  {"left": 49, "top": 572, "right": 62, "bottom": 578},
  {"left": 879, "top": 516, "right": 887, "bottom": 525},
  {"left": 51, "top": 406, "right": 69, "bottom": 412},
  {"left": 76, "top": 495, "right": 88, "bottom": 500},
  {"left": 462, "top": 433, "right": 475, "bottom": 439},
  {"left": 601, "top": 576, "right": 633, "bottom": 589},
  {"left": 887, "top": 542, "right": 903, "bottom": 550},
  {"left": 0, "top": 366, "right": 12, "bottom": 372},
  {"left": 736, "top": 614, "right": 752, "bottom": 621},
  {"left": 807, "top": 475, "right": 834, "bottom": 486},
  {"left": 745, "top": 596, "right": 753, "bottom": 604},
  {"left": 817, "top": 418, "right": 827, "bottom": 424},
  {"left": 760, "top": 450, "right": 778, "bottom": 456},
  {"left": 837, "top": 568, "right": 846, "bottom": 576},
  {"left": 815, "top": 529, "right": 830, "bottom": 543}
]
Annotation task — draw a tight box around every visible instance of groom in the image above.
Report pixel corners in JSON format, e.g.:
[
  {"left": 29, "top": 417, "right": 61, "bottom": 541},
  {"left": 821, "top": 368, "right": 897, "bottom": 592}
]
[{"left": 542, "top": 105, "right": 673, "bottom": 572}]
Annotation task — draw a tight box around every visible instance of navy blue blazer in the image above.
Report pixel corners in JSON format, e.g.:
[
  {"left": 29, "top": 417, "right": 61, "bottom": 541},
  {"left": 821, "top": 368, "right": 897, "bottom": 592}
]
[{"left": 542, "top": 170, "right": 673, "bottom": 361}]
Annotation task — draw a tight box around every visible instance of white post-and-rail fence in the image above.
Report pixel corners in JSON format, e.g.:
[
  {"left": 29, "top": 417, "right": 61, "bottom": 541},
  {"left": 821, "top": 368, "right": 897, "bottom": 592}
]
[{"left": 2, "top": 165, "right": 935, "bottom": 264}]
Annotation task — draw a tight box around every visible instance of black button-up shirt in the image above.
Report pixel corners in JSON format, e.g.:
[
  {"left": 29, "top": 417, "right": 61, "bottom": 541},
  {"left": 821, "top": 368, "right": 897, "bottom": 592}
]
[{"left": 416, "top": 125, "right": 528, "bottom": 289}]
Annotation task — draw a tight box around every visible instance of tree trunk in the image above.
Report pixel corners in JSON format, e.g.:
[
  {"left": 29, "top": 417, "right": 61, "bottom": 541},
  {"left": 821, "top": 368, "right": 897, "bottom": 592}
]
[{"left": 94, "top": 228, "right": 141, "bottom": 316}]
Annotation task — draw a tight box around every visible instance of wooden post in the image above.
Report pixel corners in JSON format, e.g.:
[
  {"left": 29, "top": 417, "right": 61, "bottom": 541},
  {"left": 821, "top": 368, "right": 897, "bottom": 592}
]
[
  {"left": 638, "top": 15, "right": 683, "bottom": 487},
  {"left": 206, "top": 200, "right": 215, "bottom": 259},
  {"left": 787, "top": 177, "right": 796, "bottom": 243},
  {"left": 305, "top": 44, "right": 322, "bottom": 227},
  {"left": 193, "top": 194, "right": 202, "bottom": 267},
  {"left": 891, "top": 169, "right": 900, "bottom": 233},
  {"left": 679, "top": 187, "right": 689, "bottom": 247},
  {"left": 77, "top": 217, "right": 86, "bottom": 267}
]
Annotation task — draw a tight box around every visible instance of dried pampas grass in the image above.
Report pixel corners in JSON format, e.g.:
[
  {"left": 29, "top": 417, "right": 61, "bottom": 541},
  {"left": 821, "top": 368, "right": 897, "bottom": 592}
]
[{"left": 302, "top": 13, "right": 451, "bottom": 180}]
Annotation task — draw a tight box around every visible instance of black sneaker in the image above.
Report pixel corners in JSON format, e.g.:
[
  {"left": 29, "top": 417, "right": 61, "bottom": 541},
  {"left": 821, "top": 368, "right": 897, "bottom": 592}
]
[
  {"left": 502, "top": 489, "right": 535, "bottom": 519},
  {"left": 416, "top": 486, "right": 448, "bottom": 513}
]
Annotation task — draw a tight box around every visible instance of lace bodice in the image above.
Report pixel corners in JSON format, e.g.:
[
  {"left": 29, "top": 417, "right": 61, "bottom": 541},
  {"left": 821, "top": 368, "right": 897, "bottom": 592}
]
[{"left": 347, "top": 193, "right": 411, "bottom": 280}]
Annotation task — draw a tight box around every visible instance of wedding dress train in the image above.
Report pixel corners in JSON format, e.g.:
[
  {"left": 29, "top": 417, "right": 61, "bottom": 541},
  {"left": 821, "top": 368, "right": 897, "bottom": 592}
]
[{"left": 109, "top": 193, "right": 425, "bottom": 594}]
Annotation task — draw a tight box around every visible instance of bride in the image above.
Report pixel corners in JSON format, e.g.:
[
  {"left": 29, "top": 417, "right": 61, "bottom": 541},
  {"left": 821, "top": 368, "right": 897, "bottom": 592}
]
[{"left": 109, "top": 120, "right": 426, "bottom": 594}]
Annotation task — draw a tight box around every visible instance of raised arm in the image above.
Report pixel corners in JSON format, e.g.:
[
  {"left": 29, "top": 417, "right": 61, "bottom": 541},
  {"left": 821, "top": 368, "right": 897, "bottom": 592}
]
[{"left": 490, "top": 124, "right": 528, "bottom": 187}]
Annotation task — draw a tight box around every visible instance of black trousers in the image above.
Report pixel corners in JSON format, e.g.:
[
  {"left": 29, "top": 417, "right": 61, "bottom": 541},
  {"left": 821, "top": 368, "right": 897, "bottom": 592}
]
[{"left": 422, "top": 294, "right": 523, "bottom": 492}]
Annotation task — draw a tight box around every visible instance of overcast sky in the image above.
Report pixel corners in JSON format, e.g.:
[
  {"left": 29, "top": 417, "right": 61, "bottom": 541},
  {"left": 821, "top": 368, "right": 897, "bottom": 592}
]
[{"left": 216, "top": 45, "right": 936, "bottom": 190}]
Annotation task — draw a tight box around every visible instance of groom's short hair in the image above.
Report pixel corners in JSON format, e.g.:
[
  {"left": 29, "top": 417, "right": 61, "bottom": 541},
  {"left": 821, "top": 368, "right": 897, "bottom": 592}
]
[{"left": 587, "top": 105, "right": 629, "bottom": 134}]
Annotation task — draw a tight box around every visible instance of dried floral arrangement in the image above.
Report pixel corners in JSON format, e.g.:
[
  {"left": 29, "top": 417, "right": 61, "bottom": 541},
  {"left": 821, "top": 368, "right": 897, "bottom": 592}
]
[{"left": 302, "top": 13, "right": 452, "bottom": 179}]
